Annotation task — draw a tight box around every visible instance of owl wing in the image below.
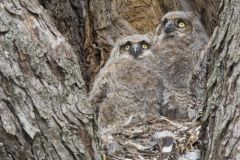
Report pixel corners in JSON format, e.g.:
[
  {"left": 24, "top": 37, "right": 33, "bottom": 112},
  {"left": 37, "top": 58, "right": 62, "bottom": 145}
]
[{"left": 88, "top": 60, "right": 117, "bottom": 104}]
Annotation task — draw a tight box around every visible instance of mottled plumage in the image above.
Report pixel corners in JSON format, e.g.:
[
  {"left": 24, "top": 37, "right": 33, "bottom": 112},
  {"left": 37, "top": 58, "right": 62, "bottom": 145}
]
[
  {"left": 89, "top": 34, "right": 163, "bottom": 133},
  {"left": 154, "top": 11, "right": 209, "bottom": 120}
]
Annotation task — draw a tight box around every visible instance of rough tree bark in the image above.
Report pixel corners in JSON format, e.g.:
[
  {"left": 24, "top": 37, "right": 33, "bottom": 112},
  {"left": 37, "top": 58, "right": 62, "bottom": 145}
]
[
  {"left": 0, "top": 1, "right": 99, "bottom": 160},
  {"left": 2, "top": 0, "right": 239, "bottom": 160},
  {"left": 203, "top": 0, "right": 240, "bottom": 159},
  {"left": 39, "top": 0, "right": 90, "bottom": 83}
]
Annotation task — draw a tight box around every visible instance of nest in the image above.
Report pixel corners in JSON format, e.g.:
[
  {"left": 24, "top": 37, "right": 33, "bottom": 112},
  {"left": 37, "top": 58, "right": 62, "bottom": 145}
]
[{"left": 100, "top": 116, "right": 202, "bottom": 160}]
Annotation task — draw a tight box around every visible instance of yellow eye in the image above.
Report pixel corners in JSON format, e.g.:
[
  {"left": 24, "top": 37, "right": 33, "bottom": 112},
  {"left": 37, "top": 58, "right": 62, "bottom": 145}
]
[
  {"left": 178, "top": 22, "right": 186, "bottom": 28},
  {"left": 142, "top": 44, "right": 148, "bottom": 49},
  {"left": 125, "top": 45, "right": 130, "bottom": 50}
]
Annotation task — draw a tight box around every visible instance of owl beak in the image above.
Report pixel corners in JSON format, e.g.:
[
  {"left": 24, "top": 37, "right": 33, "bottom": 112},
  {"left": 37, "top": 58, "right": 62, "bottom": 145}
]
[
  {"left": 131, "top": 44, "right": 142, "bottom": 57},
  {"left": 165, "top": 21, "right": 175, "bottom": 33}
]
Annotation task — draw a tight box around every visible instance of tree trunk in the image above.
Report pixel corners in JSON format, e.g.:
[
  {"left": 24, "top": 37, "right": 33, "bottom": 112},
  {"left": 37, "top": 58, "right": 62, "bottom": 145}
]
[
  {"left": 203, "top": 0, "right": 240, "bottom": 159},
  {"left": 0, "top": 1, "right": 99, "bottom": 160},
  {"left": 2, "top": 0, "right": 239, "bottom": 160}
]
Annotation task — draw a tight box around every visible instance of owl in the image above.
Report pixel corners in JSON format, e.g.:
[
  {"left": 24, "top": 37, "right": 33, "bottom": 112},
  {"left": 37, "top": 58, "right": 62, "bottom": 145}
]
[
  {"left": 89, "top": 34, "right": 163, "bottom": 133},
  {"left": 154, "top": 11, "right": 209, "bottom": 120}
]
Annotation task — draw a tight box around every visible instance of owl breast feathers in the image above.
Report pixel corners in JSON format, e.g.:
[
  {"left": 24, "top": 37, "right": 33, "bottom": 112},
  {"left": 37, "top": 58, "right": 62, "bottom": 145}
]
[
  {"left": 89, "top": 34, "right": 163, "bottom": 132},
  {"left": 154, "top": 11, "right": 209, "bottom": 120}
]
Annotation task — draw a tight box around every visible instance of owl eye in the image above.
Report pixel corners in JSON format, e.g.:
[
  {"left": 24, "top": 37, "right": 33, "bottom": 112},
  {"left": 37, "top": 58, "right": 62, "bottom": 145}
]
[
  {"left": 142, "top": 44, "right": 148, "bottom": 49},
  {"left": 125, "top": 45, "right": 130, "bottom": 51},
  {"left": 177, "top": 19, "right": 186, "bottom": 28},
  {"left": 178, "top": 22, "right": 186, "bottom": 28}
]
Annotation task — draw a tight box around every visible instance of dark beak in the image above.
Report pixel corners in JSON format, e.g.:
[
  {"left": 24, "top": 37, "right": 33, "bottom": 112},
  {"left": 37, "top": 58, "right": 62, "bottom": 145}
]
[
  {"left": 164, "top": 20, "right": 175, "bottom": 33},
  {"left": 130, "top": 44, "right": 142, "bottom": 57}
]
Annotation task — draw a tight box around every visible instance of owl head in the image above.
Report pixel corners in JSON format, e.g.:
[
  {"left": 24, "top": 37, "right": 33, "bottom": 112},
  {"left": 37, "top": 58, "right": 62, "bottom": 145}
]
[
  {"left": 112, "top": 34, "right": 154, "bottom": 59},
  {"left": 157, "top": 11, "right": 204, "bottom": 40}
]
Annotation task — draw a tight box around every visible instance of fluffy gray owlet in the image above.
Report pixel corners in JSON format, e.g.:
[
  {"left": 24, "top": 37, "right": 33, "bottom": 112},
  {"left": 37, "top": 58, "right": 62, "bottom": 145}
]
[
  {"left": 154, "top": 11, "right": 209, "bottom": 120},
  {"left": 89, "top": 34, "right": 163, "bottom": 133}
]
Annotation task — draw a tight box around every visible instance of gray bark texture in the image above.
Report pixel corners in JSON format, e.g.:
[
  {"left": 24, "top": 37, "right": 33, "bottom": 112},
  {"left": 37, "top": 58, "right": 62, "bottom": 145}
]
[
  {"left": 1, "top": 0, "right": 239, "bottom": 160},
  {"left": 0, "top": 0, "right": 100, "bottom": 160},
  {"left": 203, "top": 0, "right": 240, "bottom": 159}
]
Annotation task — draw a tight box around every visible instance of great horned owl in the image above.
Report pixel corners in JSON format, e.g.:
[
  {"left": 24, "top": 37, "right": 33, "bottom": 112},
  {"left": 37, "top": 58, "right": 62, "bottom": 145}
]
[
  {"left": 154, "top": 11, "right": 209, "bottom": 120},
  {"left": 89, "top": 34, "right": 163, "bottom": 133}
]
